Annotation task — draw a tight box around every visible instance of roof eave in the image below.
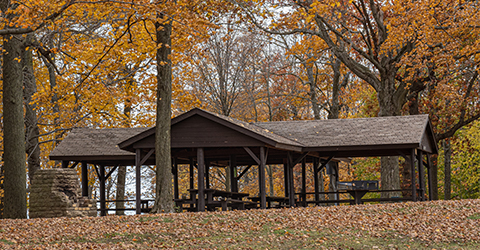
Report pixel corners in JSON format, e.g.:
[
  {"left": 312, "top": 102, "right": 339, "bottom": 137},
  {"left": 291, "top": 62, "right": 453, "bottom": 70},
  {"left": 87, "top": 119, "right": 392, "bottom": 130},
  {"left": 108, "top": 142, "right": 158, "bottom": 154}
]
[
  {"left": 303, "top": 143, "right": 420, "bottom": 152},
  {"left": 118, "top": 127, "right": 155, "bottom": 150}
]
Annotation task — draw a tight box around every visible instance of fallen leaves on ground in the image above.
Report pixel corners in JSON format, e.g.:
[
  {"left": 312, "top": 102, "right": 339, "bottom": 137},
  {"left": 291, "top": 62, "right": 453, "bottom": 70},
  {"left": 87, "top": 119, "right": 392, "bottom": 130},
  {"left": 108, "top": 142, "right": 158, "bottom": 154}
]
[{"left": 1, "top": 199, "right": 480, "bottom": 249}]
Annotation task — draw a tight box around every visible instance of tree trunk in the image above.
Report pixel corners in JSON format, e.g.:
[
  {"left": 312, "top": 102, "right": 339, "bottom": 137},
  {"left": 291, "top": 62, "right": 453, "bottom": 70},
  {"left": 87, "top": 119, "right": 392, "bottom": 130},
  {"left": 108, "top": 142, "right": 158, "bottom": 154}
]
[
  {"left": 151, "top": 13, "right": 174, "bottom": 213},
  {"left": 443, "top": 140, "right": 452, "bottom": 200},
  {"left": 318, "top": 168, "right": 325, "bottom": 202},
  {"left": 116, "top": 83, "right": 133, "bottom": 215},
  {"left": 267, "top": 165, "right": 274, "bottom": 196},
  {"left": 328, "top": 163, "right": 337, "bottom": 202},
  {"left": 2, "top": 30, "right": 27, "bottom": 218},
  {"left": 377, "top": 80, "right": 404, "bottom": 198},
  {"left": 380, "top": 156, "right": 401, "bottom": 198},
  {"left": 328, "top": 58, "right": 343, "bottom": 120},
  {"left": 225, "top": 167, "right": 231, "bottom": 192},
  {"left": 23, "top": 34, "right": 41, "bottom": 184},
  {"left": 115, "top": 166, "right": 126, "bottom": 215},
  {"left": 401, "top": 156, "right": 412, "bottom": 198}
]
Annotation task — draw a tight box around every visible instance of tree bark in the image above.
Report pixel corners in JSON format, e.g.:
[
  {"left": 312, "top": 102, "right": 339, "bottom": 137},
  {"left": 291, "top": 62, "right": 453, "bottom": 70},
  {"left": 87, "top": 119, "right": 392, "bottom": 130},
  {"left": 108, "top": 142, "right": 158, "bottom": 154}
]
[
  {"left": 2, "top": 30, "right": 27, "bottom": 218},
  {"left": 380, "top": 156, "right": 401, "bottom": 198},
  {"left": 23, "top": 34, "right": 41, "bottom": 184},
  {"left": 401, "top": 156, "right": 412, "bottom": 198},
  {"left": 267, "top": 165, "right": 274, "bottom": 196},
  {"left": 115, "top": 166, "right": 126, "bottom": 215},
  {"left": 318, "top": 167, "right": 325, "bottom": 202},
  {"left": 116, "top": 82, "right": 133, "bottom": 215},
  {"left": 443, "top": 140, "right": 452, "bottom": 200},
  {"left": 151, "top": 13, "right": 174, "bottom": 213}
]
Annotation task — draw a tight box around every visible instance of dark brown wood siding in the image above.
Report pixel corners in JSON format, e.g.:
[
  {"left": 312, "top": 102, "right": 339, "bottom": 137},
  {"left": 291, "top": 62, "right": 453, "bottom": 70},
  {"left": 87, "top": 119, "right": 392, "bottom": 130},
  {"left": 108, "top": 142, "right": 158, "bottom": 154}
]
[
  {"left": 420, "top": 131, "right": 434, "bottom": 153},
  {"left": 132, "top": 115, "right": 265, "bottom": 149}
]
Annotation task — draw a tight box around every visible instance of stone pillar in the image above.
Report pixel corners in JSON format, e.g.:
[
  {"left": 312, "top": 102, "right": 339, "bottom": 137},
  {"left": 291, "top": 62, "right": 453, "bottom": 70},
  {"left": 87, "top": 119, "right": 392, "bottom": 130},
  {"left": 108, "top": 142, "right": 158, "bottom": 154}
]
[{"left": 30, "top": 169, "right": 97, "bottom": 218}]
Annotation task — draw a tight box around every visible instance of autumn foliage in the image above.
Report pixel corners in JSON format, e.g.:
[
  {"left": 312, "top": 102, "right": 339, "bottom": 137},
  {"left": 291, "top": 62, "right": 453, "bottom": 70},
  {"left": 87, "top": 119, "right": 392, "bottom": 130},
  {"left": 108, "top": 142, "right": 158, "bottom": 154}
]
[
  {"left": 1, "top": 200, "right": 480, "bottom": 248},
  {"left": 0, "top": 0, "right": 480, "bottom": 218}
]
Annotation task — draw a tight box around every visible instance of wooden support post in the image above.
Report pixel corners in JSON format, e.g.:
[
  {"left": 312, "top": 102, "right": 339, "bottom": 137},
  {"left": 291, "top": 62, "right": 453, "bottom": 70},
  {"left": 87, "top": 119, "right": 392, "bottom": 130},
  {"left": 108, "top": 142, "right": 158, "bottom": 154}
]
[
  {"left": 100, "top": 165, "right": 106, "bottom": 216},
  {"left": 205, "top": 161, "right": 210, "bottom": 189},
  {"left": 61, "top": 161, "right": 69, "bottom": 168},
  {"left": 173, "top": 158, "right": 179, "bottom": 200},
  {"left": 230, "top": 155, "right": 238, "bottom": 193},
  {"left": 417, "top": 150, "right": 426, "bottom": 201},
  {"left": 259, "top": 147, "right": 267, "bottom": 209},
  {"left": 81, "top": 161, "right": 88, "bottom": 197},
  {"left": 189, "top": 157, "right": 194, "bottom": 190},
  {"left": 288, "top": 152, "right": 295, "bottom": 207},
  {"left": 135, "top": 149, "right": 141, "bottom": 214},
  {"left": 313, "top": 158, "right": 319, "bottom": 204},
  {"left": 426, "top": 153, "right": 433, "bottom": 201},
  {"left": 283, "top": 158, "right": 289, "bottom": 198},
  {"left": 301, "top": 158, "right": 306, "bottom": 207},
  {"left": 410, "top": 149, "right": 417, "bottom": 202},
  {"left": 197, "top": 148, "right": 205, "bottom": 212}
]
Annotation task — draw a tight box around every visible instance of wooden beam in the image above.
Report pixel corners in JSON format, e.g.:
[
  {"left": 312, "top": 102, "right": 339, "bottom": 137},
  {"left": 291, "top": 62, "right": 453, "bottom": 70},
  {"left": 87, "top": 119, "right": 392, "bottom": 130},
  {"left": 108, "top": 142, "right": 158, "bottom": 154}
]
[
  {"left": 410, "top": 149, "right": 417, "bottom": 202},
  {"left": 417, "top": 150, "right": 426, "bottom": 201},
  {"left": 189, "top": 157, "right": 194, "bottom": 190},
  {"left": 197, "top": 148, "right": 205, "bottom": 212},
  {"left": 93, "top": 165, "right": 100, "bottom": 179},
  {"left": 426, "top": 153, "right": 434, "bottom": 201},
  {"left": 283, "top": 158, "right": 289, "bottom": 198},
  {"left": 81, "top": 161, "right": 88, "bottom": 197},
  {"left": 105, "top": 165, "right": 118, "bottom": 180},
  {"left": 135, "top": 149, "right": 141, "bottom": 214},
  {"left": 301, "top": 158, "right": 306, "bottom": 207},
  {"left": 230, "top": 155, "right": 238, "bottom": 193},
  {"left": 69, "top": 161, "right": 80, "bottom": 169},
  {"left": 259, "top": 147, "right": 267, "bottom": 209},
  {"left": 173, "top": 158, "right": 179, "bottom": 200},
  {"left": 140, "top": 148, "right": 154, "bottom": 166},
  {"left": 288, "top": 152, "right": 295, "bottom": 207},
  {"left": 61, "top": 161, "right": 69, "bottom": 168},
  {"left": 316, "top": 155, "right": 334, "bottom": 172},
  {"left": 100, "top": 165, "right": 106, "bottom": 216},
  {"left": 237, "top": 165, "right": 252, "bottom": 179},
  {"left": 243, "top": 147, "right": 260, "bottom": 165},
  {"left": 292, "top": 152, "right": 309, "bottom": 166}
]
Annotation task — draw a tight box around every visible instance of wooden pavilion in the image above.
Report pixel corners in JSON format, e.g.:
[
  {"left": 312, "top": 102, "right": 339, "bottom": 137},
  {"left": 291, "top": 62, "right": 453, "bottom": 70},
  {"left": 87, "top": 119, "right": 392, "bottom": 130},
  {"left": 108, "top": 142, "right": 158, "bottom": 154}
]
[{"left": 50, "top": 108, "right": 438, "bottom": 215}]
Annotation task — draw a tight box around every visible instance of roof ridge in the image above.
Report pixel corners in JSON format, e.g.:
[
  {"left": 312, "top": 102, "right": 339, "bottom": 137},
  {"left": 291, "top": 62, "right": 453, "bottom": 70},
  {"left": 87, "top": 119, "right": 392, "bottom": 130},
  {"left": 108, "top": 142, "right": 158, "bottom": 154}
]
[{"left": 254, "top": 114, "right": 430, "bottom": 124}]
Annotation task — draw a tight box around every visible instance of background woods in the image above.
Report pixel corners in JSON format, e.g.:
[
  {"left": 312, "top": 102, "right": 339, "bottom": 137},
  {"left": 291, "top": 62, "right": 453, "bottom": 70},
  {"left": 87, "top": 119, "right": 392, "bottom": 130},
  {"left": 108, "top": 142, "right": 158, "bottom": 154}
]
[{"left": 0, "top": 0, "right": 480, "bottom": 218}]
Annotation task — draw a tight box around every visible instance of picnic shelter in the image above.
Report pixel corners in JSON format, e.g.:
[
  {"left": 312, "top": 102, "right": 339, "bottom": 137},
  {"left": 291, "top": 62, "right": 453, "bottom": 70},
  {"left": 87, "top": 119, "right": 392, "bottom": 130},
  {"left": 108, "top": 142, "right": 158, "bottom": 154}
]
[{"left": 49, "top": 108, "right": 438, "bottom": 215}]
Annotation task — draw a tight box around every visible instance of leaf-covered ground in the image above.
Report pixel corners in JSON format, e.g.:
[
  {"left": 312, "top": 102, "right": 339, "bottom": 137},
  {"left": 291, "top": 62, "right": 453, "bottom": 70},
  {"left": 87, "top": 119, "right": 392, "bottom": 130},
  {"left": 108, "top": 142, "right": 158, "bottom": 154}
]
[{"left": 1, "top": 199, "right": 480, "bottom": 249}]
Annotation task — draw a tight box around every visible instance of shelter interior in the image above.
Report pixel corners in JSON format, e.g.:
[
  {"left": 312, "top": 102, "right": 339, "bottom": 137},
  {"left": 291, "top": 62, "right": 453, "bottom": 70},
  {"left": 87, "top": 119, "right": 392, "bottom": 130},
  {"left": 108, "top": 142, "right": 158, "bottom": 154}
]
[{"left": 50, "top": 108, "right": 438, "bottom": 215}]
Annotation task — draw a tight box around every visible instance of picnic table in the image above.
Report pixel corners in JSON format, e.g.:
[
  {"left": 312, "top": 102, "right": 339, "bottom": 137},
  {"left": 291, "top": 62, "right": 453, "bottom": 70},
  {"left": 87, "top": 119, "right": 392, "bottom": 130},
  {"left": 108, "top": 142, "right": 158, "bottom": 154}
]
[
  {"left": 249, "top": 196, "right": 289, "bottom": 208},
  {"left": 204, "top": 189, "right": 256, "bottom": 210},
  {"left": 338, "top": 181, "right": 379, "bottom": 205},
  {"left": 176, "top": 189, "right": 256, "bottom": 211}
]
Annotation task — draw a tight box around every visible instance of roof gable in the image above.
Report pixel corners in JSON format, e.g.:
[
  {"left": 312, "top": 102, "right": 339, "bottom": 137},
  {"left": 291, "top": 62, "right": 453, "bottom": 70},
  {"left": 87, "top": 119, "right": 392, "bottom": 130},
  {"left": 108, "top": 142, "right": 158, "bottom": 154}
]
[{"left": 118, "top": 108, "right": 303, "bottom": 151}]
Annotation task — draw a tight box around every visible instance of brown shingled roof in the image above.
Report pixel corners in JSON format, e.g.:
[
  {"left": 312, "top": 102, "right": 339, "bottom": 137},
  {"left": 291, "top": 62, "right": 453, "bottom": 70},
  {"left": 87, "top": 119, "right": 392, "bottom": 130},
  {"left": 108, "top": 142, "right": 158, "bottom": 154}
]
[
  {"left": 49, "top": 127, "right": 150, "bottom": 162},
  {"left": 50, "top": 109, "right": 437, "bottom": 163},
  {"left": 253, "top": 114, "right": 436, "bottom": 153}
]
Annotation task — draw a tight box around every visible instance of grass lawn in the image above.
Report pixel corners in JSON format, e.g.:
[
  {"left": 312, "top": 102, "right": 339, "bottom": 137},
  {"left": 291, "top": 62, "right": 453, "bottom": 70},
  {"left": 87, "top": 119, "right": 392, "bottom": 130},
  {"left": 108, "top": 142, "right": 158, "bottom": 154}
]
[{"left": 1, "top": 199, "right": 480, "bottom": 249}]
